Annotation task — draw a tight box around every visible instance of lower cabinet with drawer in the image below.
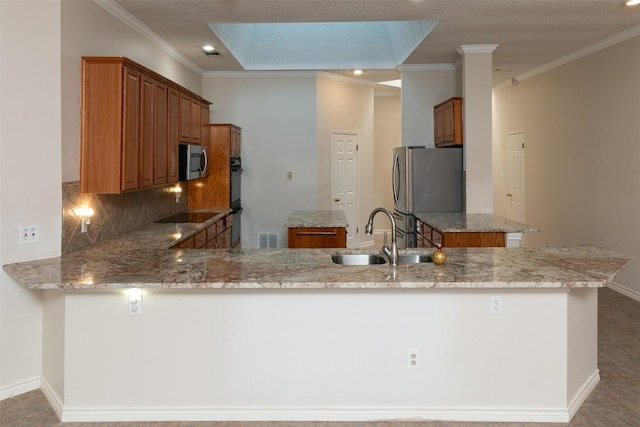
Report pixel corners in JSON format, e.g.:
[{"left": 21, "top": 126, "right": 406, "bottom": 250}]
[
  {"left": 288, "top": 227, "right": 347, "bottom": 248},
  {"left": 171, "top": 214, "right": 232, "bottom": 249},
  {"left": 416, "top": 219, "right": 506, "bottom": 248}
]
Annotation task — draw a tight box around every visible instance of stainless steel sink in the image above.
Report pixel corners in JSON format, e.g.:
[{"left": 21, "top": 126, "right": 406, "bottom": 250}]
[
  {"left": 331, "top": 254, "right": 387, "bottom": 265},
  {"left": 398, "top": 253, "right": 432, "bottom": 264}
]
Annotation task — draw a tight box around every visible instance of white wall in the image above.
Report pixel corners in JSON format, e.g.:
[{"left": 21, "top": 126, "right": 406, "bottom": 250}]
[
  {"left": 316, "top": 76, "right": 375, "bottom": 247},
  {"left": 373, "top": 93, "right": 401, "bottom": 229},
  {"left": 202, "top": 74, "right": 318, "bottom": 248},
  {"left": 61, "top": 0, "right": 203, "bottom": 182},
  {"left": 400, "top": 68, "right": 459, "bottom": 148},
  {"left": 55, "top": 289, "right": 578, "bottom": 422},
  {"left": 0, "top": 0, "right": 62, "bottom": 398},
  {"left": 202, "top": 73, "right": 375, "bottom": 249},
  {"left": 493, "top": 35, "right": 640, "bottom": 296},
  {"left": 1, "top": 0, "right": 207, "bottom": 399}
]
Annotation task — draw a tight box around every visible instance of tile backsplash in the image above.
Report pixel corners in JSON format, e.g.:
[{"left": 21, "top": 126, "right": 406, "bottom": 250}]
[{"left": 62, "top": 181, "right": 188, "bottom": 254}]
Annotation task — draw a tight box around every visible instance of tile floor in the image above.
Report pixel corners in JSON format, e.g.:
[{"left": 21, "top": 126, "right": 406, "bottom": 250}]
[{"left": 1, "top": 287, "right": 639, "bottom": 427}]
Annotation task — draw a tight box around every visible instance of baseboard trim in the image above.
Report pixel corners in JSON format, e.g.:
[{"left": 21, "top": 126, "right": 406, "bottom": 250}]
[
  {"left": 607, "top": 281, "right": 640, "bottom": 302},
  {"left": 0, "top": 376, "right": 40, "bottom": 401},
  {"left": 60, "top": 405, "right": 572, "bottom": 423},
  {"left": 40, "top": 376, "right": 64, "bottom": 420},
  {"left": 567, "top": 369, "right": 600, "bottom": 421}
]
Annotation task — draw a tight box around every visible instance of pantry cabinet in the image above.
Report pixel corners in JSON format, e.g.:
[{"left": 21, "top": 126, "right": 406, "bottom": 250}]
[
  {"left": 434, "top": 97, "right": 463, "bottom": 147},
  {"left": 80, "top": 57, "right": 211, "bottom": 194}
]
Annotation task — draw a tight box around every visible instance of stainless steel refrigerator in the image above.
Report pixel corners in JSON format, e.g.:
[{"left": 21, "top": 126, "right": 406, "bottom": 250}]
[{"left": 392, "top": 146, "right": 463, "bottom": 248}]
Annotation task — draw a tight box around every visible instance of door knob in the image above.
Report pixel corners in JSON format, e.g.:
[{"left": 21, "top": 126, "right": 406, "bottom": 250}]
[{"left": 334, "top": 198, "right": 340, "bottom": 202}]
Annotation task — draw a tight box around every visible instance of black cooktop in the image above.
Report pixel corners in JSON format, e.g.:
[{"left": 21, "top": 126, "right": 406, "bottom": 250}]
[{"left": 155, "top": 212, "right": 219, "bottom": 224}]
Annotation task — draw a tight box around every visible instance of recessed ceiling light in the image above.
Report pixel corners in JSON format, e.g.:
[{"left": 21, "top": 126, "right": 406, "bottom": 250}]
[
  {"left": 626, "top": 0, "right": 640, "bottom": 5},
  {"left": 202, "top": 45, "right": 222, "bottom": 56},
  {"left": 353, "top": 69, "right": 363, "bottom": 76}
]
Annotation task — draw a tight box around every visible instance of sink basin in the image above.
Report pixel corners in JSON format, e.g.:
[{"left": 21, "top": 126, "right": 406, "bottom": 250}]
[
  {"left": 398, "top": 253, "right": 432, "bottom": 264},
  {"left": 332, "top": 254, "right": 387, "bottom": 265}
]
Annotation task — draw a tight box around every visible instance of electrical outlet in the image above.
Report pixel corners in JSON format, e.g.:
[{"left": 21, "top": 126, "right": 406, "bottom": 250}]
[
  {"left": 18, "top": 225, "right": 39, "bottom": 244},
  {"left": 407, "top": 348, "right": 420, "bottom": 369},
  {"left": 490, "top": 295, "right": 503, "bottom": 314}
]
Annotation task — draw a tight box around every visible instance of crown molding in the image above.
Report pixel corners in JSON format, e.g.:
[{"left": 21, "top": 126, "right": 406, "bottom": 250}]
[
  {"left": 316, "top": 71, "right": 377, "bottom": 87},
  {"left": 494, "top": 23, "right": 640, "bottom": 90},
  {"left": 93, "top": 0, "right": 204, "bottom": 76},
  {"left": 203, "top": 70, "right": 377, "bottom": 87},
  {"left": 203, "top": 70, "right": 318, "bottom": 79},
  {"left": 457, "top": 44, "right": 499, "bottom": 55},
  {"left": 399, "top": 63, "right": 458, "bottom": 72}
]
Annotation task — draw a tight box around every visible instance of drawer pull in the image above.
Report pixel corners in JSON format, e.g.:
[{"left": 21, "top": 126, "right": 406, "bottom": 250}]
[{"left": 296, "top": 231, "right": 337, "bottom": 236}]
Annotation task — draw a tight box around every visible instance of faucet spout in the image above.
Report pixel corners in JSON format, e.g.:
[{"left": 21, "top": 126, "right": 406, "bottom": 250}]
[{"left": 365, "top": 207, "right": 399, "bottom": 267}]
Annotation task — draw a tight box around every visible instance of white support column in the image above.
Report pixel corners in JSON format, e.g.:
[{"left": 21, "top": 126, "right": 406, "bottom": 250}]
[{"left": 457, "top": 45, "right": 498, "bottom": 213}]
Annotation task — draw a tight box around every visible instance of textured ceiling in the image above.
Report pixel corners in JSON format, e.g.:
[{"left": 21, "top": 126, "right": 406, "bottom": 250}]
[{"left": 113, "top": 0, "right": 640, "bottom": 86}]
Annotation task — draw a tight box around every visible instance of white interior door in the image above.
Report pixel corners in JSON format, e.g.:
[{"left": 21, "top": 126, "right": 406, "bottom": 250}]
[
  {"left": 507, "top": 131, "right": 526, "bottom": 223},
  {"left": 331, "top": 131, "right": 359, "bottom": 248}
]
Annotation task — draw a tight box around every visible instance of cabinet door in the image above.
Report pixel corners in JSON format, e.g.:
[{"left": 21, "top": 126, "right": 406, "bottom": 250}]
[
  {"left": 179, "top": 93, "right": 191, "bottom": 141},
  {"left": 138, "top": 73, "right": 155, "bottom": 188},
  {"left": 154, "top": 81, "right": 168, "bottom": 185},
  {"left": 121, "top": 66, "right": 140, "bottom": 191},
  {"left": 190, "top": 98, "right": 201, "bottom": 143},
  {"left": 443, "top": 101, "right": 454, "bottom": 142},
  {"left": 434, "top": 97, "right": 463, "bottom": 147},
  {"left": 434, "top": 105, "right": 444, "bottom": 145},
  {"left": 167, "top": 87, "right": 180, "bottom": 183},
  {"left": 230, "top": 125, "right": 241, "bottom": 157}
]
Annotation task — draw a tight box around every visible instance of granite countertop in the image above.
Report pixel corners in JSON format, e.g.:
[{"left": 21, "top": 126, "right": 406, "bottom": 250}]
[
  {"left": 286, "top": 210, "right": 349, "bottom": 228},
  {"left": 414, "top": 213, "right": 540, "bottom": 234},
  {"left": 3, "top": 243, "right": 629, "bottom": 291},
  {"left": 139, "top": 209, "right": 231, "bottom": 247}
]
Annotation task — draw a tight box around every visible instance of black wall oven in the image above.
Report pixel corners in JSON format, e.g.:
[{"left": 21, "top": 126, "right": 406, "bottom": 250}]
[
  {"left": 230, "top": 157, "right": 242, "bottom": 247},
  {"left": 230, "top": 157, "right": 242, "bottom": 211}
]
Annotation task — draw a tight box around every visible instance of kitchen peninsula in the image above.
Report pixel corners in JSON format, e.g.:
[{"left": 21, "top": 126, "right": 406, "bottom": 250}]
[{"left": 2, "top": 226, "right": 629, "bottom": 423}]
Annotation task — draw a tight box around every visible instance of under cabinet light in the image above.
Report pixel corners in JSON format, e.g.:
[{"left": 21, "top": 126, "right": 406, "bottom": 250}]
[
  {"left": 170, "top": 184, "right": 182, "bottom": 203},
  {"left": 127, "top": 288, "right": 143, "bottom": 315},
  {"left": 73, "top": 206, "right": 94, "bottom": 233},
  {"left": 626, "top": 0, "right": 640, "bottom": 6}
]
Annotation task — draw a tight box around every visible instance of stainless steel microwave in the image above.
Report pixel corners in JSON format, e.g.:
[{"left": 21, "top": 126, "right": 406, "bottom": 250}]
[{"left": 179, "top": 143, "right": 207, "bottom": 181}]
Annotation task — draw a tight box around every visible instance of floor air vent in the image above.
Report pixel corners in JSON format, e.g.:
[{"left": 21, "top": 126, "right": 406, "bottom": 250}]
[{"left": 258, "top": 232, "right": 278, "bottom": 249}]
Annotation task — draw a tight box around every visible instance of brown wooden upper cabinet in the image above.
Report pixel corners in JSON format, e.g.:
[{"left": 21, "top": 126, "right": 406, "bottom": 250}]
[
  {"left": 80, "top": 57, "right": 211, "bottom": 193},
  {"left": 434, "top": 97, "right": 463, "bottom": 147}
]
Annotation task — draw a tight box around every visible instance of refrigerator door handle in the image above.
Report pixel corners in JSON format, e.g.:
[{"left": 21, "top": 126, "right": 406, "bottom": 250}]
[{"left": 392, "top": 152, "right": 400, "bottom": 206}]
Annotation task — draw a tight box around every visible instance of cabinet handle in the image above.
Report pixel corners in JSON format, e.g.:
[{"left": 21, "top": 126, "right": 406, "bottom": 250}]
[
  {"left": 296, "top": 231, "right": 337, "bottom": 236},
  {"left": 506, "top": 193, "right": 513, "bottom": 197},
  {"left": 334, "top": 198, "right": 340, "bottom": 202}
]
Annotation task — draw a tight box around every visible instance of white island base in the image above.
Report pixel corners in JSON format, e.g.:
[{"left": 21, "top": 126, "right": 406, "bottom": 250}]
[{"left": 42, "top": 287, "right": 598, "bottom": 423}]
